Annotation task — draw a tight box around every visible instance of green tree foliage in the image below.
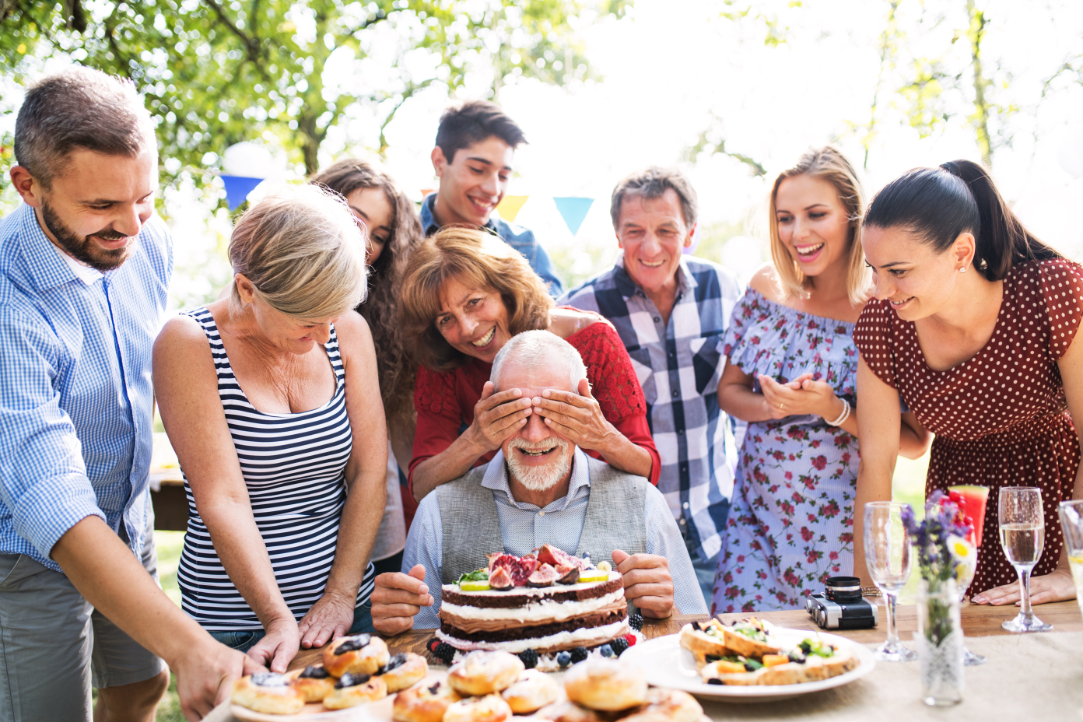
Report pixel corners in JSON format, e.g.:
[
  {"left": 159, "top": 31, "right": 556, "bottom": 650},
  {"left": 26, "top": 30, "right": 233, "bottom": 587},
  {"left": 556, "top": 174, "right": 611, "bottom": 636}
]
[{"left": 1, "top": 0, "right": 623, "bottom": 198}]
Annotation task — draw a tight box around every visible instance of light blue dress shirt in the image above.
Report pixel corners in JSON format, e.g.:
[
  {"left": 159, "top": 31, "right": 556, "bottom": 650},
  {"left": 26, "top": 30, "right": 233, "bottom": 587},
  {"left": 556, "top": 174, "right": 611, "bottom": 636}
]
[
  {"left": 0, "top": 203, "right": 172, "bottom": 572},
  {"left": 402, "top": 447, "right": 707, "bottom": 629}
]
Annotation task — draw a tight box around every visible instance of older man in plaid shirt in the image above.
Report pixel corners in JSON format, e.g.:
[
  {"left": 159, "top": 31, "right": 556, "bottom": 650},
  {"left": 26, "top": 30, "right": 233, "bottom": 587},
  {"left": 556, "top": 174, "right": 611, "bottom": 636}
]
[{"left": 559, "top": 167, "right": 743, "bottom": 604}]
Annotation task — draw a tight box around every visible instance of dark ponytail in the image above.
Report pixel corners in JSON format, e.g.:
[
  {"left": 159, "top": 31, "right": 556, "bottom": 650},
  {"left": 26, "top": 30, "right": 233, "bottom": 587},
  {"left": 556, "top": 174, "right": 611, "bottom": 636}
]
[{"left": 864, "top": 159, "right": 1060, "bottom": 281}]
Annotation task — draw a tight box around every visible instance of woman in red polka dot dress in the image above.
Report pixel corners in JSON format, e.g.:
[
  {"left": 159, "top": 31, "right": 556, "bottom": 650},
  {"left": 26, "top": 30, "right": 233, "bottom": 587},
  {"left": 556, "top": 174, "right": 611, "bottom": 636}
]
[{"left": 854, "top": 160, "right": 1082, "bottom": 606}]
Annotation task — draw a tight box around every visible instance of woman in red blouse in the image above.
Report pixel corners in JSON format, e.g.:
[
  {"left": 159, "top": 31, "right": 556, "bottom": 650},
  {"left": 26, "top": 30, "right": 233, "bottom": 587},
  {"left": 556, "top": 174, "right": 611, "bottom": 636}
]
[{"left": 400, "top": 226, "right": 660, "bottom": 509}]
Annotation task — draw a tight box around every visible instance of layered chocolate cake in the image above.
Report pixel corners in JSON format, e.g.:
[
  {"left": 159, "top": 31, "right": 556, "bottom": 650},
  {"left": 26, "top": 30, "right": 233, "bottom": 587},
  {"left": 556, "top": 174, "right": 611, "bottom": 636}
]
[{"left": 435, "top": 546, "right": 631, "bottom": 657}]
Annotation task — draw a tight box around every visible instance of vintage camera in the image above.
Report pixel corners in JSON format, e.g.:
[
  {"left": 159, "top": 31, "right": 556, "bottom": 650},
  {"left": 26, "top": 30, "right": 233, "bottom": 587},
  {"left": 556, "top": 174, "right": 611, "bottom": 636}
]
[{"left": 805, "top": 576, "right": 878, "bottom": 630}]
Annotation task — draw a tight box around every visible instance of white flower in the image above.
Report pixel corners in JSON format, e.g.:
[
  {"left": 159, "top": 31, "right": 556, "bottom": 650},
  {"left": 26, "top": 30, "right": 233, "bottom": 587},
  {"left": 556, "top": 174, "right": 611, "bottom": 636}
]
[{"left": 946, "top": 535, "right": 976, "bottom": 569}]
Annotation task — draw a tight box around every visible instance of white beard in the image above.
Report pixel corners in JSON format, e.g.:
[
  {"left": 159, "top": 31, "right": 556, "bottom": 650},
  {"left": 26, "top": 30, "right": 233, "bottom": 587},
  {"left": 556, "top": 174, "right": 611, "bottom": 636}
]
[{"left": 505, "top": 437, "right": 573, "bottom": 491}]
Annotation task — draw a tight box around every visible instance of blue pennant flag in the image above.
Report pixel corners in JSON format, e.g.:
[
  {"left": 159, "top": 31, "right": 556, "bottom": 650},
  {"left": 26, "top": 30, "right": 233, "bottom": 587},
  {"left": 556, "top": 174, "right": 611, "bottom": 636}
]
[
  {"left": 221, "top": 175, "right": 264, "bottom": 210},
  {"left": 553, "top": 197, "right": 594, "bottom": 236}
]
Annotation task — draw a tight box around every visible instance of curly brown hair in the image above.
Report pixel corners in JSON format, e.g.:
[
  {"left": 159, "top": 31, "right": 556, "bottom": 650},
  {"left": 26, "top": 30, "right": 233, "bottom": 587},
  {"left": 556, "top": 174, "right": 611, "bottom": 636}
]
[
  {"left": 400, "top": 226, "right": 555, "bottom": 372},
  {"left": 310, "top": 158, "right": 423, "bottom": 427}
]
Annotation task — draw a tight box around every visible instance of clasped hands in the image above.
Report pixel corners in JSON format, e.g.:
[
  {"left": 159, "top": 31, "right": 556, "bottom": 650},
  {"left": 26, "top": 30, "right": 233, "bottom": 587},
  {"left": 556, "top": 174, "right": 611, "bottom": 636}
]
[
  {"left": 371, "top": 552, "right": 675, "bottom": 636},
  {"left": 468, "top": 379, "right": 616, "bottom": 454},
  {"left": 758, "top": 372, "right": 844, "bottom": 421}
]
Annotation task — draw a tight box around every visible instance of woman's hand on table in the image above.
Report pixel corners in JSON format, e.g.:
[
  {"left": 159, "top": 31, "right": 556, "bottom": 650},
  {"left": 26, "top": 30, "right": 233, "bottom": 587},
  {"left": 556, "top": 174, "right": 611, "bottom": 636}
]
[
  {"left": 298, "top": 588, "right": 358, "bottom": 650},
  {"left": 613, "top": 549, "right": 675, "bottom": 619},
  {"left": 533, "top": 379, "right": 617, "bottom": 453},
  {"left": 175, "top": 640, "right": 264, "bottom": 722},
  {"left": 247, "top": 615, "right": 300, "bottom": 673},
  {"left": 972, "top": 568, "right": 1078, "bottom": 606},
  {"left": 467, "top": 382, "right": 534, "bottom": 452},
  {"left": 371, "top": 565, "right": 434, "bottom": 636}
]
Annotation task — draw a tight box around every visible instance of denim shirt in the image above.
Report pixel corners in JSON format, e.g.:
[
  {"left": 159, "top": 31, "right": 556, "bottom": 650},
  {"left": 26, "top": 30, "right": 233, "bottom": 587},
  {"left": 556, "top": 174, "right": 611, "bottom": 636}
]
[{"left": 420, "top": 193, "right": 563, "bottom": 297}]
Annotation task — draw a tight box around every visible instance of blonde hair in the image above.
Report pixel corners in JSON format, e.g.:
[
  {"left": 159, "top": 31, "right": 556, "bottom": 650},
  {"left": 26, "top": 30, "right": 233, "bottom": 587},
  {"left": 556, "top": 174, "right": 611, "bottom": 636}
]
[
  {"left": 400, "top": 226, "right": 554, "bottom": 372},
  {"left": 768, "top": 146, "right": 869, "bottom": 304},
  {"left": 229, "top": 184, "right": 367, "bottom": 319}
]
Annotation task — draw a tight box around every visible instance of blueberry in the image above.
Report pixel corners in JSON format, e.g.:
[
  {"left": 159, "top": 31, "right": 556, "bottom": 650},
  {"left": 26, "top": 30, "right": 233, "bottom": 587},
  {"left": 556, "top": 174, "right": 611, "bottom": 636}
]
[
  {"left": 628, "top": 613, "right": 644, "bottom": 632},
  {"left": 599, "top": 644, "right": 615, "bottom": 658},
  {"left": 707, "top": 678, "right": 724, "bottom": 685},
  {"left": 433, "top": 642, "right": 456, "bottom": 665},
  {"left": 556, "top": 651, "right": 572, "bottom": 668},
  {"left": 517, "top": 649, "right": 539, "bottom": 669},
  {"left": 569, "top": 647, "right": 589, "bottom": 663},
  {"left": 610, "top": 637, "right": 629, "bottom": 656}
]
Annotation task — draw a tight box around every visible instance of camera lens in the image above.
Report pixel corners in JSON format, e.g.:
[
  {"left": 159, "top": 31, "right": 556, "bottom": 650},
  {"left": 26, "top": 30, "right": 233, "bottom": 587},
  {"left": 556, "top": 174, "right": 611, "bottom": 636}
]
[{"left": 825, "top": 575, "right": 863, "bottom": 603}]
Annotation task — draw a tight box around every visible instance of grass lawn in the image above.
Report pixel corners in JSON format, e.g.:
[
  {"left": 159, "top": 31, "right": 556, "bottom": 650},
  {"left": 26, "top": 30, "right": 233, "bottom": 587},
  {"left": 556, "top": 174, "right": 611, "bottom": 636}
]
[{"left": 146, "top": 452, "right": 932, "bottom": 719}]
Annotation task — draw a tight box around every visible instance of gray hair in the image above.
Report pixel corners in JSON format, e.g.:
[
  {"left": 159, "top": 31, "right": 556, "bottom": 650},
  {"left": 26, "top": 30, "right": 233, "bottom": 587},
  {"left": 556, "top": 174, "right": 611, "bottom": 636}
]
[
  {"left": 229, "top": 184, "right": 368, "bottom": 320},
  {"left": 491, "top": 330, "right": 588, "bottom": 391},
  {"left": 610, "top": 166, "right": 698, "bottom": 230},
  {"left": 14, "top": 66, "right": 156, "bottom": 189}
]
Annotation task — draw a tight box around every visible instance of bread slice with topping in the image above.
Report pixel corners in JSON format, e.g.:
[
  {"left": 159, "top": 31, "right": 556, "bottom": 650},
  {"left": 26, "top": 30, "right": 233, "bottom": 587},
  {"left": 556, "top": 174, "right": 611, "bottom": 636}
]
[{"left": 698, "top": 637, "right": 857, "bottom": 686}]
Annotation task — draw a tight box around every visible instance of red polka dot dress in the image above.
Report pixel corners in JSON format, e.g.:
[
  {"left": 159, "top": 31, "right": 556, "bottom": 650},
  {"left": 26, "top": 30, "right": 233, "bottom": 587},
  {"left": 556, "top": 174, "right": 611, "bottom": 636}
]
[{"left": 854, "top": 259, "right": 1083, "bottom": 595}]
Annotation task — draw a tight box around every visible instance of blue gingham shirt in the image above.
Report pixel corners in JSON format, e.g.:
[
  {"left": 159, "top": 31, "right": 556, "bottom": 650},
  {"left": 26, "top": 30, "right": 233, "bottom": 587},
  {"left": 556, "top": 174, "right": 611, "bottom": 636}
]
[
  {"left": 0, "top": 203, "right": 172, "bottom": 572},
  {"left": 559, "top": 254, "right": 743, "bottom": 563},
  {"left": 420, "top": 193, "right": 563, "bottom": 297},
  {"left": 402, "top": 447, "right": 706, "bottom": 629}
]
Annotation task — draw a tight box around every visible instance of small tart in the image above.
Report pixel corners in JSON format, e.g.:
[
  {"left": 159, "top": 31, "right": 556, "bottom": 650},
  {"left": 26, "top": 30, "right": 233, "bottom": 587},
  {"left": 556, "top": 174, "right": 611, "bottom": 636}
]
[
  {"left": 447, "top": 650, "right": 524, "bottom": 696},
  {"left": 323, "top": 633, "right": 391, "bottom": 677},
  {"left": 392, "top": 678, "right": 461, "bottom": 722},
  {"left": 286, "top": 665, "right": 335, "bottom": 703},
  {"left": 563, "top": 659, "right": 647, "bottom": 712},
  {"left": 322, "top": 672, "right": 388, "bottom": 710},
  {"left": 378, "top": 652, "right": 428, "bottom": 693},
  {"left": 621, "top": 688, "right": 703, "bottom": 722},
  {"left": 443, "top": 693, "right": 512, "bottom": 722},
  {"left": 501, "top": 669, "right": 560, "bottom": 714},
  {"left": 231, "top": 672, "right": 305, "bottom": 715}
]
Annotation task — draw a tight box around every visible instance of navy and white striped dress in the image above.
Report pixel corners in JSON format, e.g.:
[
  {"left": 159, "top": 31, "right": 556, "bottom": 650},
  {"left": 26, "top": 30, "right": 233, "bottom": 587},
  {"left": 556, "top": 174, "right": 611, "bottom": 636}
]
[{"left": 178, "top": 307, "right": 376, "bottom": 631}]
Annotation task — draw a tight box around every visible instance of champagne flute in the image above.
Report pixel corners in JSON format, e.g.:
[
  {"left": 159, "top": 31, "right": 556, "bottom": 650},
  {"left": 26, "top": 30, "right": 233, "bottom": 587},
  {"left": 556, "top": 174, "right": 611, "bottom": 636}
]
[
  {"left": 999, "top": 487, "right": 1052, "bottom": 633},
  {"left": 1057, "top": 500, "right": 1083, "bottom": 621},
  {"left": 864, "top": 501, "right": 917, "bottom": 661}
]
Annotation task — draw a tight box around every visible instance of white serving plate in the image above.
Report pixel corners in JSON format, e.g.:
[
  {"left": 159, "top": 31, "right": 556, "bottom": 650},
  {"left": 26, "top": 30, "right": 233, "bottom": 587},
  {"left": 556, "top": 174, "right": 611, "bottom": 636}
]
[{"left": 620, "top": 628, "right": 876, "bottom": 703}]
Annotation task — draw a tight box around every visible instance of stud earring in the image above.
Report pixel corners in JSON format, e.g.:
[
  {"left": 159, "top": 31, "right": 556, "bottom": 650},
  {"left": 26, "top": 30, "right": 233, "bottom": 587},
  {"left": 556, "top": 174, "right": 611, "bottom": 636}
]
[{"left": 959, "top": 267, "right": 967, "bottom": 273}]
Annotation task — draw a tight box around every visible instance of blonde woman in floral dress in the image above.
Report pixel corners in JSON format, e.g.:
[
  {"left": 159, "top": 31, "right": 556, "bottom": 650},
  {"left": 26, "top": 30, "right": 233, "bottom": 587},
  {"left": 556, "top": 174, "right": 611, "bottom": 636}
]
[{"left": 711, "top": 147, "right": 930, "bottom": 614}]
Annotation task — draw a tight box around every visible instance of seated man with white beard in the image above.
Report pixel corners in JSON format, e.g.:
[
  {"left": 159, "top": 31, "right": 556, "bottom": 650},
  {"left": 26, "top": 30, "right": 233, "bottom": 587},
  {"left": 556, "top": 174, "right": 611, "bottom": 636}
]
[{"left": 370, "top": 330, "right": 706, "bottom": 634}]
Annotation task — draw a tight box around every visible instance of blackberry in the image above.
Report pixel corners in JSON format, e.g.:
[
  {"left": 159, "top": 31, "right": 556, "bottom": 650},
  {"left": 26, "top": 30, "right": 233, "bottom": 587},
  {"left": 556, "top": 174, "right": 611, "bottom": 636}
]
[
  {"left": 609, "top": 637, "right": 629, "bottom": 656},
  {"left": 556, "top": 651, "right": 573, "bottom": 669},
  {"left": 598, "top": 644, "right": 615, "bottom": 658},
  {"left": 433, "top": 642, "right": 457, "bottom": 666},
  {"left": 517, "top": 649, "right": 539, "bottom": 670},
  {"left": 569, "top": 646, "right": 589, "bottom": 664},
  {"left": 427, "top": 638, "right": 442, "bottom": 654},
  {"left": 628, "top": 613, "right": 644, "bottom": 631}
]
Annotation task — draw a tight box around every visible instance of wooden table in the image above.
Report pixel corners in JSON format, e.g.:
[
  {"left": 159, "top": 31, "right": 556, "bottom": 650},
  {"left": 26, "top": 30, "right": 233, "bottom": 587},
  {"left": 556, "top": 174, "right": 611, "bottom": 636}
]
[{"left": 281, "top": 599, "right": 1082, "bottom": 672}]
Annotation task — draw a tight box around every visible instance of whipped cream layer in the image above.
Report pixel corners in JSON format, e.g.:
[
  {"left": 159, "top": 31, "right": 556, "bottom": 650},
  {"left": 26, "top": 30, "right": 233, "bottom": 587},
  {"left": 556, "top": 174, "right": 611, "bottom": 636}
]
[
  {"left": 435, "top": 620, "right": 630, "bottom": 655},
  {"left": 440, "top": 589, "right": 625, "bottom": 623}
]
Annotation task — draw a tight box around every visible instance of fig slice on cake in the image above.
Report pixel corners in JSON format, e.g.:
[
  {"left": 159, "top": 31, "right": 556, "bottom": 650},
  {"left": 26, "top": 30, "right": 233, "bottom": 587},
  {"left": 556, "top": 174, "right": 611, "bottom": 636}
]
[
  {"left": 527, "top": 563, "right": 560, "bottom": 587},
  {"left": 488, "top": 566, "right": 514, "bottom": 590}
]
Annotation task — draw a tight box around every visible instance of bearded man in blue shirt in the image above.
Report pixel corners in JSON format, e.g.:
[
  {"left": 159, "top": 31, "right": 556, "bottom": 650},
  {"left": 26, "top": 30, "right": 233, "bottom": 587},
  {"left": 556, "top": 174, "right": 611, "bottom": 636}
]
[{"left": 0, "top": 66, "right": 257, "bottom": 722}]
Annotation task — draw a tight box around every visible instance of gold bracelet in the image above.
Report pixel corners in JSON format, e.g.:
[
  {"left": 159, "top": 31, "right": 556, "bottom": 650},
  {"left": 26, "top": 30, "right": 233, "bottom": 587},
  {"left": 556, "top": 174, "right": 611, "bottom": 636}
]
[{"left": 862, "top": 586, "right": 882, "bottom": 597}]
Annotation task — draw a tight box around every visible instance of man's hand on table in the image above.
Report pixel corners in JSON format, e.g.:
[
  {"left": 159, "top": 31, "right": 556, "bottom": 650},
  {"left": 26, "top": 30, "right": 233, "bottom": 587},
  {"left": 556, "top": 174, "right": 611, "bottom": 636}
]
[
  {"left": 972, "top": 568, "right": 1077, "bottom": 606},
  {"left": 613, "top": 549, "right": 674, "bottom": 619},
  {"left": 174, "top": 639, "right": 263, "bottom": 722},
  {"left": 371, "top": 565, "right": 434, "bottom": 635}
]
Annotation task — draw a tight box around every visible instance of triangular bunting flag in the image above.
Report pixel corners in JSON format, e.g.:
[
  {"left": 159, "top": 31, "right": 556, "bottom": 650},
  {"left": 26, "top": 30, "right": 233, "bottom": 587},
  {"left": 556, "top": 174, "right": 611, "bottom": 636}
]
[
  {"left": 496, "top": 195, "right": 529, "bottom": 224},
  {"left": 222, "top": 175, "right": 264, "bottom": 210},
  {"left": 553, "top": 197, "right": 594, "bottom": 236}
]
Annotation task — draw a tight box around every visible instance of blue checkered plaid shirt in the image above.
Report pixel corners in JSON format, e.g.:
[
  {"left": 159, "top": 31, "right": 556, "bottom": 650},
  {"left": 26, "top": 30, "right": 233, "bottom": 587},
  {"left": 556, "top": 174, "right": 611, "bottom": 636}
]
[
  {"left": 0, "top": 203, "right": 172, "bottom": 572},
  {"left": 559, "top": 254, "right": 743, "bottom": 563}
]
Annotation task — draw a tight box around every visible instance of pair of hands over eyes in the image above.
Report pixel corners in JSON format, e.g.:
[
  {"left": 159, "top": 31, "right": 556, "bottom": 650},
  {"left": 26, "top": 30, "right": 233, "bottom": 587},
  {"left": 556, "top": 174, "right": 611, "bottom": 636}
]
[{"left": 467, "top": 378, "right": 617, "bottom": 455}]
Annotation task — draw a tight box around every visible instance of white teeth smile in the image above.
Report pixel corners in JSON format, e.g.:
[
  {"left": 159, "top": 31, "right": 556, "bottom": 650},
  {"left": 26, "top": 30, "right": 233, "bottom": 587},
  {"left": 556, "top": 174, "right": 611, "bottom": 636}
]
[
  {"left": 641, "top": 259, "right": 665, "bottom": 267},
  {"left": 520, "top": 447, "right": 555, "bottom": 456},
  {"left": 471, "top": 327, "right": 496, "bottom": 347},
  {"left": 796, "top": 243, "right": 824, "bottom": 257},
  {"left": 890, "top": 297, "right": 913, "bottom": 307}
]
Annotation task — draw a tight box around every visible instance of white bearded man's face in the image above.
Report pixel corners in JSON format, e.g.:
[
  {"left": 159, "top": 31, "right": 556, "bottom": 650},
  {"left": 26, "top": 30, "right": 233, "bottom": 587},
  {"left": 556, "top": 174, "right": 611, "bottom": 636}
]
[{"left": 496, "top": 360, "right": 580, "bottom": 493}]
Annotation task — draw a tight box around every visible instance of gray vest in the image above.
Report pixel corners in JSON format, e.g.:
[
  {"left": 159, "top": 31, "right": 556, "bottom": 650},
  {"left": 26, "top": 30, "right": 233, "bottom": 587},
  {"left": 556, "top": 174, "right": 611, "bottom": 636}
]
[{"left": 436, "top": 455, "right": 649, "bottom": 585}]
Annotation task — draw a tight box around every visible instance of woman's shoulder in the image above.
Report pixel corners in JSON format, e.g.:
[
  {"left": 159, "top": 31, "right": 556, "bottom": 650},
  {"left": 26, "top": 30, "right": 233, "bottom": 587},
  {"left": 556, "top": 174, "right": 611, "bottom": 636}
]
[
  {"left": 155, "top": 306, "right": 212, "bottom": 351},
  {"left": 550, "top": 306, "right": 615, "bottom": 339},
  {"left": 748, "top": 264, "right": 785, "bottom": 303}
]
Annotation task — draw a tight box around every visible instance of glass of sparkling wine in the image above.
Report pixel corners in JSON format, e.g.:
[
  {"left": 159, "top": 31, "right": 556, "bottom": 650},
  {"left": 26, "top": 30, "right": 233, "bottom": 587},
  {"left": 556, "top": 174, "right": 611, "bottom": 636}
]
[
  {"left": 864, "top": 501, "right": 917, "bottom": 661},
  {"left": 999, "top": 487, "right": 1052, "bottom": 633},
  {"left": 1057, "top": 500, "right": 1083, "bottom": 621}
]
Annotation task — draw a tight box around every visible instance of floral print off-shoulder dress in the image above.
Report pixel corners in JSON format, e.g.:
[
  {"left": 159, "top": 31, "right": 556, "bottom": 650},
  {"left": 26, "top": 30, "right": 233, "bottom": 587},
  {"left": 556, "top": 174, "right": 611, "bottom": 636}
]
[{"left": 711, "top": 289, "right": 860, "bottom": 614}]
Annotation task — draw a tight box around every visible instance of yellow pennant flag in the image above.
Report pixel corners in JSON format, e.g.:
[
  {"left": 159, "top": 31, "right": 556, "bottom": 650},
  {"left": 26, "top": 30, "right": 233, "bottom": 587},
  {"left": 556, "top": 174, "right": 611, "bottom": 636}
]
[{"left": 496, "top": 195, "right": 529, "bottom": 224}]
